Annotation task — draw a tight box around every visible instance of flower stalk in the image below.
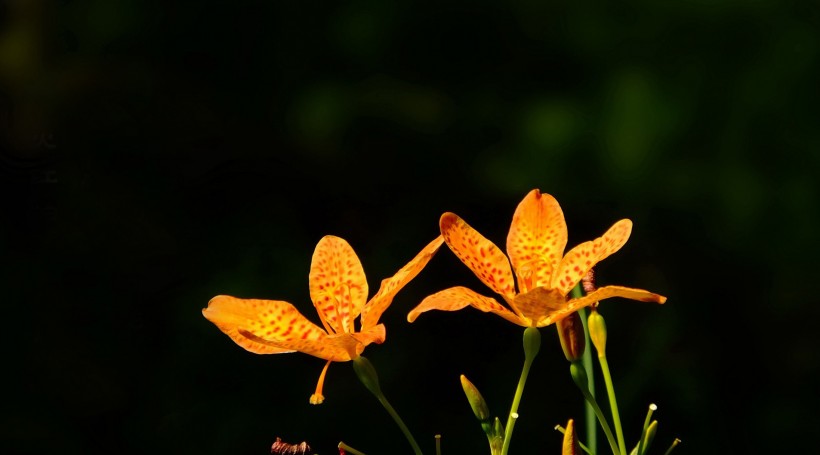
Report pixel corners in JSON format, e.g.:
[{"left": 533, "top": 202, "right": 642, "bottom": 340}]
[
  {"left": 589, "top": 308, "right": 626, "bottom": 455},
  {"left": 570, "top": 361, "right": 621, "bottom": 455},
  {"left": 501, "top": 326, "right": 541, "bottom": 455},
  {"left": 352, "top": 356, "right": 423, "bottom": 455},
  {"left": 572, "top": 285, "right": 597, "bottom": 455}
]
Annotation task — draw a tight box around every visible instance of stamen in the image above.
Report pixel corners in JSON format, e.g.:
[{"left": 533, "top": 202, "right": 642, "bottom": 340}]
[
  {"left": 315, "top": 293, "right": 336, "bottom": 334},
  {"left": 309, "top": 360, "right": 332, "bottom": 405}
]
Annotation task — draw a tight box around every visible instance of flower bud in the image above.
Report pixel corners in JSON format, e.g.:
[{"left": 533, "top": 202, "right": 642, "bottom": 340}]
[
  {"left": 562, "top": 419, "right": 581, "bottom": 455},
  {"left": 460, "top": 375, "right": 491, "bottom": 422},
  {"left": 556, "top": 311, "right": 586, "bottom": 362},
  {"left": 631, "top": 420, "right": 658, "bottom": 455},
  {"left": 588, "top": 308, "right": 607, "bottom": 358}
]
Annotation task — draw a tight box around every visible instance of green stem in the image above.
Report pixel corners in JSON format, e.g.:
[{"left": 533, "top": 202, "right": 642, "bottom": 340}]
[
  {"left": 598, "top": 355, "right": 626, "bottom": 455},
  {"left": 636, "top": 404, "right": 656, "bottom": 455},
  {"left": 501, "top": 327, "right": 541, "bottom": 455},
  {"left": 352, "top": 356, "right": 423, "bottom": 455},
  {"left": 574, "top": 286, "right": 597, "bottom": 455},
  {"left": 339, "top": 441, "right": 367, "bottom": 455},
  {"left": 570, "top": 361, "right": 621, "bottom": 455},
  {"left": 435, "top": 434, "right": 441, "bottom": 455}
]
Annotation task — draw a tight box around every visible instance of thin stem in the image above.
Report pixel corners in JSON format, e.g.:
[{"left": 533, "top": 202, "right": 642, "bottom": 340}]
[
  {"left": 339, "top": 441, "right": 367, "bottom": 455},
  {"left": 570, "top": 362, "right": 621, "bottom": 455},
  {"left": 636, "top": 404, "right": 657, "bottom": 455},
  {"left": 352, "top": 356, "right": 424, "bottom": 455},
  {"left": 501, "top": 327, "right": 541, "bottom": 455},
  {"left": 435, "top": 434, "right": 441, "bottom": 455},
  {"left": 375, "top": 392, "right": 423, "bottom": 455},
  {"left": 572, "top": 310, "right": 598, "bottom": 453},
  {"left": 598, "top": 355, "right": 626, "bottom": 455},
  {"left": 574, "top": 285, "right": 597, "bottom": 455},
  {"left": 554, "top": 425, "right": 594, "bottom": 455}
]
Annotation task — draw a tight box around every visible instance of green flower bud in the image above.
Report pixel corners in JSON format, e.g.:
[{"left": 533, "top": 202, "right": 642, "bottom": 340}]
[
  {"left": 588, "top": 308, "right": 607, "bottom": 358},
  {"left": 460, "top": 375, "right": 491, "bottom": 422},
  {"left": 556, "top": 311, "right": 586, "bottom": 362},
  {"left": 631, "top": 420, "right": 658, "bottom": 455}
]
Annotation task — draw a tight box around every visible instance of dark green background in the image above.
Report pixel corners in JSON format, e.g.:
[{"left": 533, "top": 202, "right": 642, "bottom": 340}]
[{"left": 2, "top": 0, "right": 818, "bottom": 454}]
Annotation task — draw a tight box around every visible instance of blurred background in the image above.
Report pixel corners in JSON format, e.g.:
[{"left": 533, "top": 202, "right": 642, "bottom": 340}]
[{"left": 1, "top": 0, "right": 818, "bottom": 454}]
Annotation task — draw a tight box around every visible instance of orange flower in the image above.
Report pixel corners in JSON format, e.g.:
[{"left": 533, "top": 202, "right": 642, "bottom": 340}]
[
  {"left": 203, "top": 235, "right": 443, "bottom": 403},
  {"left": 408, "top": 189, "right": 665, "bottom": 327}
]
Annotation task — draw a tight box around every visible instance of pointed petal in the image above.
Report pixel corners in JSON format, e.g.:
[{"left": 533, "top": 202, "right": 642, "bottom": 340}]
[
  {"left": 440, "top": 212, "right": 516, "bottom": 300},
  {"left": 203, "top": 295, "right": 328, "bottom": 354},
  {"left": 239, "top": 329, "right": 364, "bottom": 361},
  {"left": 407, "top": 286, "right": 526, "bottom": 326},
  {"left": 309, "top": 236, "right": 369, "bottom": 334},
  {"left": 582, "top": 285, "right": 667, "bottom": 305},
  {"left": 534, "top": 285, "right": 666, "bottom": 327},
  {"left": 512, "top": 286, "right": 567, "bottom": 323},
  {"left": 506, "top": 189, "right": 568, "bottom": 292},
  {"left": 361, "top": 236, "right": 444, "bottom": 329},
  {"left": 552, "top": 219, "right": 633, "bottom": 295}
]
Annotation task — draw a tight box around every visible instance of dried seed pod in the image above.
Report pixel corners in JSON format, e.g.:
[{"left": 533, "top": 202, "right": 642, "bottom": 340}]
[{"left": 271, "top": 437, "right": 311, "bottom": 455}]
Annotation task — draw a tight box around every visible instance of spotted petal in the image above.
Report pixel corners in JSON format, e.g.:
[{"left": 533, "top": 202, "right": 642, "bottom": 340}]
[
  {"left": 408, "top": 286, "right": 525, "bottom": 326},
  {"left": 552, "top": 219, "right": 633, "bottom": 295},
  {"left": 361, "top": 236, "right": 444, "bottom": 329},
  {"left": 533, "top": 284, "right": 666, "bottom": 327},
  {"left": 239, "top": 330, "right": 365, "bottom": 361},
  {"left": 309, "top": 236, "right": 369, "bottom": 334},
  {"left": 351, "top": 323, "right": 387, "bottom": 347},
  {"left": 440, "top": 213, "right": 516, "bottom": 301},
  {"left": 203, "top": 295, "right": 328, "bottom": 354},
  {"left": 507, "top": 190, "right": 568, "bottom": 292}
]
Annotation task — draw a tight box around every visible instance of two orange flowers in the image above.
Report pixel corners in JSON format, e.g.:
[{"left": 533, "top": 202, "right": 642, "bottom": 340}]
[{"left": 202, "top": 189, "right": 666, "bottom": 402}]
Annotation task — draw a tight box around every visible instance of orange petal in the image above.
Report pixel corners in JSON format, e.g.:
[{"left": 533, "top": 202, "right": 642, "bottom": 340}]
[
  {"left": 440, "top": 213, "right": 516, "bottom": 300},
  {"left": 203, "top": 295, "right": 328, "bottom": 354},
  {"left": 360, "top": 236, "right": 444, "bottom": 329},
  {"left": 512, "top": 286, "right": 568, "bottom": 323},
  {"left": 351, "top": 323, "right": 386, "bottom": 347},
  {"left": 239, "top": 329, "right": 365, "bottom": 361},
  {"left": 552, "top": 219, "right": 633, "bottom": 295},
  {"left": 506, "top": 189, "right": 568, "bottom": 292},
  {"left": 407, "top": 286, "right": 525, "bottom": 326},
  {"left": 309, "top": 236, "right": 369, "bottom": 334},
  {"left": 534, "top": 284, "right": 666, "bottom": 327}
]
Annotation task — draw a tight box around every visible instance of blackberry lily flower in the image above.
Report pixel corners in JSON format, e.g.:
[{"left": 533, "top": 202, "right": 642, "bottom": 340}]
[
  {"left": 408, "top": 190, "right": 665, "bottom": 327},
  {"left": 204, "top": 235, "right": 443, "bottom": 403}
]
